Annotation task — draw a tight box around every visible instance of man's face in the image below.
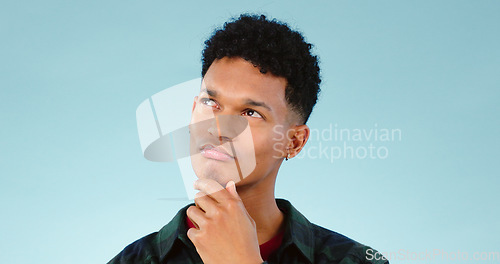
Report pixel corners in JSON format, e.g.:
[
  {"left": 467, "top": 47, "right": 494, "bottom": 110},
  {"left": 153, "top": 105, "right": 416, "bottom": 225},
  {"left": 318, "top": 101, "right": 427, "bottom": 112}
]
[{"left": 189, "top": 57, "right": 292, "bottom": 187}]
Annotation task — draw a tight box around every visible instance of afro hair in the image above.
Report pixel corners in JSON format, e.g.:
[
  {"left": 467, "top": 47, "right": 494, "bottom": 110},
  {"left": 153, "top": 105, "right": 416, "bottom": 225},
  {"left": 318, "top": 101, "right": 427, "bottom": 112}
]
[{"left": 201, "top": 14, "right": 321, "bottom": 124}]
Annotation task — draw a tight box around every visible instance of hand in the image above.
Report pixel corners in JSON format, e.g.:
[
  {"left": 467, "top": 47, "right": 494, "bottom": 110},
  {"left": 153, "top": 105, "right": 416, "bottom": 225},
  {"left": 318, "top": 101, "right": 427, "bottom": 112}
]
[{"left": 186, "top": 179, "right": 264, "bottom": 264}]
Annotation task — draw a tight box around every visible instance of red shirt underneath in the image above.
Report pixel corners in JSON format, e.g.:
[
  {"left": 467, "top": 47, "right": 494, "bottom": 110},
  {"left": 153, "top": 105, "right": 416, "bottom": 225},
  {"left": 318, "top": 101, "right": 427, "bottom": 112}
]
[{"left": 186, "top": 216, "right": 284, "bottom": 261}]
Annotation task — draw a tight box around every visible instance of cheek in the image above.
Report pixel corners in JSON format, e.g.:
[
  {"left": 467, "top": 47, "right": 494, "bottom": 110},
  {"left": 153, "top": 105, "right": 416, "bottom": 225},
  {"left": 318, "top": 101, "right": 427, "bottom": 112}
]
[{"left": 252, "top": 126, "right": 288, "bottom": 159}]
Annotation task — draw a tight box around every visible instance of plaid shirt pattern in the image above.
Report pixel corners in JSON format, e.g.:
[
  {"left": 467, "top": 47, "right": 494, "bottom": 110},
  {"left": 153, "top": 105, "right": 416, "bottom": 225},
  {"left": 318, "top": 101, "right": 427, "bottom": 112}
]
[{"left": 108, "top": 199, "right": 389, "bottom": 264}]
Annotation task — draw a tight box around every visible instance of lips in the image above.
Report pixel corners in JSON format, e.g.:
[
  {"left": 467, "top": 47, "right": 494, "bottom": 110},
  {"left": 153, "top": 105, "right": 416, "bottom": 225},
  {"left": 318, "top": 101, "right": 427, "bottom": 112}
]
[{"left": 200, "top": 144, "right": 234, "bottom": 161}]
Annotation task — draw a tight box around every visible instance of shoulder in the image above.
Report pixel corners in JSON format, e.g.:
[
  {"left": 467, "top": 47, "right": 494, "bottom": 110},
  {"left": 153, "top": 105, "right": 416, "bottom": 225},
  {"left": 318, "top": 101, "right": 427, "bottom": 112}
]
[
  {"left": 276, "top": 199, "right": 388, "bottom": 263},
  {"left": 107, "top": 232, "right": 161, "bottom": 264},
  {"left": 107, "top": 204, "right": 192, "bottom": 263},
  {"left": 310, "top": 224, "right": 389, "bottom": 264}
]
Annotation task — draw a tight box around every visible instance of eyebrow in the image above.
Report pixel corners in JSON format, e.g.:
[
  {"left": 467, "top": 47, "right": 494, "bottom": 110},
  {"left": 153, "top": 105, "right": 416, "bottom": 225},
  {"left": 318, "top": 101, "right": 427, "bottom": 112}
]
[
  {"left": 244, "top": 99, "right": 272, "bottom": 112},
  {"left": 200, "top": 87, "right": 272, "bottom": 112},
  {"left": 200, "top": 88, "right": 217, "bottom": 97}
]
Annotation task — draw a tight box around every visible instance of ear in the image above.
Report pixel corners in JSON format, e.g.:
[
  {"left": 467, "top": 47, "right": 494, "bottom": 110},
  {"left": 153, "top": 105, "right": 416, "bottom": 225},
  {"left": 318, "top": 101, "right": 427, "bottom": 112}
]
[
  {"left": 192, "top": 96, "right": 198, "bottom": 113},
  {"left": 287, "top": 124, "right": 310, "bottom": 159}
]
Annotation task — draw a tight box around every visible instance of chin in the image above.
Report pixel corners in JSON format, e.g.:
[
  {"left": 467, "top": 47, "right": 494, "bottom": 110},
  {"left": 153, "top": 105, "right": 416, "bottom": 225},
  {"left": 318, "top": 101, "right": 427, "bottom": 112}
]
[{"left": 193, "top": 161, "right": 241, "bottom": 186}]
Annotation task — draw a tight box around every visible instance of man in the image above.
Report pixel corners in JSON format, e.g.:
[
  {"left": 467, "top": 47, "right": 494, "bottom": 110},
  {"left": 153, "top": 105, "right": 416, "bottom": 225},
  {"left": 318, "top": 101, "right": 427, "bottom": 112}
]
[{"left": 109, "top": 14, "right": 388, "bottom": 264}]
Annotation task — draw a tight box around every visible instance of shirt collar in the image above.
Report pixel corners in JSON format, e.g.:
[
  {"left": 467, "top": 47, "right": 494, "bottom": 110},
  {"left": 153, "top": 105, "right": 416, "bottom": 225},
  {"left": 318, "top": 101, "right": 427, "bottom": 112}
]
[
  {"left": 156, "top": 199, "right": 315, "bottom": 263},
  {"left": 157, "top": 203, "right": 193, "bottom": 261},
  {"left": 276, "top": 199, "right": 315, "bottom": 263}
]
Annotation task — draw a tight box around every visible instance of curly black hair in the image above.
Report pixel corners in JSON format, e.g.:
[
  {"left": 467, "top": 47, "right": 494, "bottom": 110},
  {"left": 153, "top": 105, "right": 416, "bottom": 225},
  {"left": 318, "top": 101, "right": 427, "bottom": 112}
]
[{"left": 201, "top": 14, "right": 321, "bottom": 124}]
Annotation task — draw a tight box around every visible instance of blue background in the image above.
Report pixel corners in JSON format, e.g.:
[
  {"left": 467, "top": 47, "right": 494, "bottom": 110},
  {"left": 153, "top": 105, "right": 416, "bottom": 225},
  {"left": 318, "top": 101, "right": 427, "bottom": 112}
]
[{"left": 1, "top": 0, "right": 498, "bottom": 263}]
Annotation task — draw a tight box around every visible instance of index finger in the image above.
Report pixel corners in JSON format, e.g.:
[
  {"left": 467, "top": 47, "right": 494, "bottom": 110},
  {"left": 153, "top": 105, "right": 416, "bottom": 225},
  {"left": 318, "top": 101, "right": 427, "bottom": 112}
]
[{"left": 194, "top": 179, "right": 231, "bottom": 202}]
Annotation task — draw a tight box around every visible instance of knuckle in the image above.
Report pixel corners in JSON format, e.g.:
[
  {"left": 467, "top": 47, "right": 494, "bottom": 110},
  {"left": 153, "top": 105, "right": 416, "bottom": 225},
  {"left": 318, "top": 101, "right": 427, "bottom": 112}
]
[
  {"left": 226, "top": 199, "right": 239, "bottom": 209},
  {"left": 211, "top": 208, "right": 221, "bottom": 218},
  {"left": 194, "top": 192, "right": 205, "bottom": 200},
  {"left": 208, "top": 208, "right": 221, "bottom": 219}
]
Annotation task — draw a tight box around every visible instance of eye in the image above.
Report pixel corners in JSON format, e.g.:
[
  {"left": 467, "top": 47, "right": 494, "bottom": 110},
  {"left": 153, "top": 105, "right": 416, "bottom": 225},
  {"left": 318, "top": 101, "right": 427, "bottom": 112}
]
[
  {"left": 243, "top": 109, "right": 263, "bottom": 119},
  {"left": 200, "top": 97, "right": 219, "bottom": 109}
]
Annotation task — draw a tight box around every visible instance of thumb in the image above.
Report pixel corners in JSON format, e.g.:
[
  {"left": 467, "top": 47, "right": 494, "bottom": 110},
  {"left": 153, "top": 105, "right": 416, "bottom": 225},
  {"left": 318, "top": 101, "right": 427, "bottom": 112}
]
[{"left": 225, "top": 181, "right": 239, "bottom": 199}]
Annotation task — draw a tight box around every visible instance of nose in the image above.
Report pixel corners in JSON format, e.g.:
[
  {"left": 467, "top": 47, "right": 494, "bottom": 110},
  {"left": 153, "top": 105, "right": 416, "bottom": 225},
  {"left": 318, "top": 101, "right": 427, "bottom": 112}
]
[
  {"left": 207, "top": 115, "right": 248, "bottom": 143},
  {"left": 207, "top": 118, "right": 231, "bottom": 143}
]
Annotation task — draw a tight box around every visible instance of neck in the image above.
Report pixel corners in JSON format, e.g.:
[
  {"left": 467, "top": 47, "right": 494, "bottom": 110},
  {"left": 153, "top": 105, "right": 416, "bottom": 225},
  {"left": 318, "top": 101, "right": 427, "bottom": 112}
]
[{"left": 236, "top": 171, "right": 285, "bottom": 244}]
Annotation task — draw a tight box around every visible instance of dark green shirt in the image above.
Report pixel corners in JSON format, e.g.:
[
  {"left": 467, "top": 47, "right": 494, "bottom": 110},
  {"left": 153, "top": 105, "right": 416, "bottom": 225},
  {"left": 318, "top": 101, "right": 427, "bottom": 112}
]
[{"left": 108, "top": 199, "right": 389, "bottom": 264}]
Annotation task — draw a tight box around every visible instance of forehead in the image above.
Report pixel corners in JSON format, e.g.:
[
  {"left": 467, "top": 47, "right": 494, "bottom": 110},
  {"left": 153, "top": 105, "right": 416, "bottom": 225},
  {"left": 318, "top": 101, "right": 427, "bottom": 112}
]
[{"left": 202, "top": 57, "right": 288, "bottom": 111}]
